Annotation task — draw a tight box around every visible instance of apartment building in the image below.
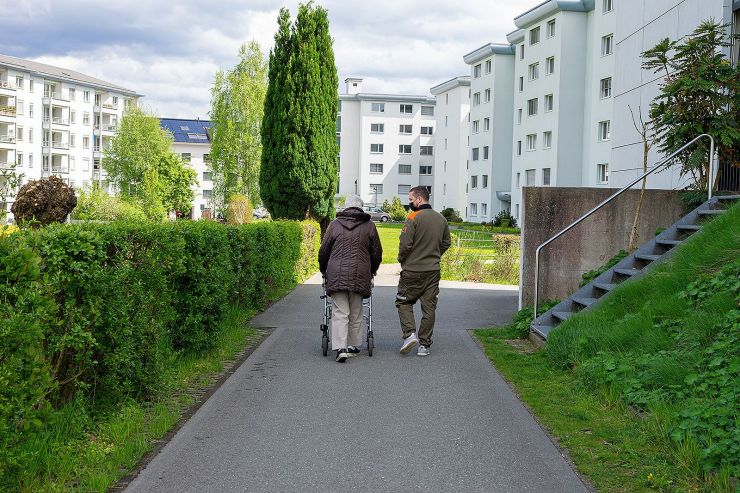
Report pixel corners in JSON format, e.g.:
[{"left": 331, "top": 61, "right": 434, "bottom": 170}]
[
  {"left": 463, "top": 43, "right": 515, "bottom": 222},
  {"left": 429, "top": 76, "right": 470, "bottom": 215},
  {"left": 507, "top": 0, "right": 615, "bottom": 222},
  {"left": 337, "top": 78, "right": 436, "bottom": 207},
  {"left": 0, "top": 54, "right": 140, "bottom": 218},
  {"left": 159, "top": 118, "right": 212, "bottom": 220}
]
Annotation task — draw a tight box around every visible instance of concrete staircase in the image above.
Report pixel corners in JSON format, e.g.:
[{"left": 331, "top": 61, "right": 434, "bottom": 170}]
[{"left": 531, "top": 195, "right": 739, "bottom": 342}]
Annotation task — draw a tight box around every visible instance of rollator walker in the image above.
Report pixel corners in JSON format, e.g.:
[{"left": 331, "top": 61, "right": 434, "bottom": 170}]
[{"left": 320, "top": 280, "right": 374, "bottom": 357}]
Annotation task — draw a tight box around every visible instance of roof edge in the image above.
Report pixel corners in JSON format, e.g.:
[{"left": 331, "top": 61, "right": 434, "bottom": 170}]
[
  {"left": 430, "top": 76, "right": 471, "bottom": 95},
  {"left": 513, "top": 0, "right": 595, "bottom": 28},
  {"left": 463, "top": 43, "right": 515, "bottom": 65}
]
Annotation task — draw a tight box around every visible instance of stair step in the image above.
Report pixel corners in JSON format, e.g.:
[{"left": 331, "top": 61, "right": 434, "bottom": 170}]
[
  {"left": 553, "top": 311, "right": 574, "bottom": 322},
  {"left": 656, "top": 239, "right": 682, "bottom": 246},
  {"left": 614, "top": 268, "right": 642, "bottom": 277},
  {"left": 698, "top": 209, "right": 726, "bottom": 216},
  {"left": 635, "top": 253, "right": 662, "bottom": 262},
  {"left": 716, "top": 195, "right": 740, "bottom": 201},
  {"left": 531, "top": 323, "right": 554, "bottom": 339},
  {"left": 572, "top": 296, "right": 598, "bottom": 308},
  {"left": 677, "top": 224, "right": 701, "bottom": 231},
  {"left": 593, "top": 282, "right": 616, "bottom": 292}
]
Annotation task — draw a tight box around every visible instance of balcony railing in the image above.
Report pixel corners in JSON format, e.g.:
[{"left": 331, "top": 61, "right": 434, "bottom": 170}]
[
  {"left": 102, "top": 103, "right": 118, "bottom": 110},
  {"left": 44, "top": 91, "right": 69, "bottom": 102},
  {"left": 0, "top": 81, "right": 16, "bottom": 90},
  {"left": 0, "top": 161, "right": 15, "bottom": 168},
  {"left": 0, "top": 135, "right": 16, "bottom": 144},
  {"left": 51, "top": 141, "right": 69, "bottom": 150},
  {"left": 0, "top": 106, "right": 16, "bottom": 117},
  {"left": 103, "top": 124, "right": 117, "bottom": 131},
  {"left": 51, "top": 165, "right": 69, "bottom": 174},
  {"left": 52, "top": 117, "right": 70, "bottom": 125}
]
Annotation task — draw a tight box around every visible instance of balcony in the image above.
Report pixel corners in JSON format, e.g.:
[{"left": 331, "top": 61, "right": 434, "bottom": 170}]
[
  {"left": 0, "top": 135, "right": 16, "bottom": 144},
  {"left": 51, "top": 165, "right": 69, "bottom": 174},
  {"left": 52, "top": 116, "right": 70, "bottom": 125},
  {"left": 102, "top": 103, "right": 118, "bottom": 111},
  {"left": 0, "top": 161, "right": 15, "bottom": 169},
  {"left": 0, "top": 106, "right": 16, "bottom": 117},
  {"left": 45, "top": 141, "right": 69, "bottom": 150},
  {"left": 102, "top": 124, "right": 117, "bottom": 132},
  {"left": 46, "top": 91, "right": 69, "bottom": 102},
  {"left": 0, "top": 80, "right": 15, "bottom": 91}
]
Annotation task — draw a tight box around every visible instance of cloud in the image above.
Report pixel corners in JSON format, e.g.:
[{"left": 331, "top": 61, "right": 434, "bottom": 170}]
[{"left": 1, "top": 0, "right": 529, "bottom": 118}]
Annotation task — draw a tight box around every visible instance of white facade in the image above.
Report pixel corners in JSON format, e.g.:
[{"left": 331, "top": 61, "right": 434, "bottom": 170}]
[
  {"left": 337, "top": 78, "right": 436, "bottom": 207},
  {"left": 0, "top": 54, "right": 140, "bottom": 220},
  {"left": 430, "top": 76, "right": 470, "bottom": 215},
  {"left": 463, "top": 44, "right": 515, "bottom": 222}
]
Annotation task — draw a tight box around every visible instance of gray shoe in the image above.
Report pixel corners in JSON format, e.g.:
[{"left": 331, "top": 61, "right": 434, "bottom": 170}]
[
  {"left": 400, "top": 333, "right": 419, "bottom": 354},
  {"left": 417, "top": 345, "right": 430, "bottom": 357}
]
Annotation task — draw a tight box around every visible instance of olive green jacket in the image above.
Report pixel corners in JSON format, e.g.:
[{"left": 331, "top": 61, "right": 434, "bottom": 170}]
[{"left": 397, "top": 205, "right": 451, "bottom": 272}]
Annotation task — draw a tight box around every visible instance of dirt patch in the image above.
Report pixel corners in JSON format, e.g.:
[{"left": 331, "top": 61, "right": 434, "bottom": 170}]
[{"left": 503, "top": 338, "right": 539, "bottom": 354}]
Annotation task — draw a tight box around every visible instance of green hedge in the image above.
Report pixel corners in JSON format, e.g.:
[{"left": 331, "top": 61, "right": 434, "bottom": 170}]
[{"left": 0, "top": 220, "right": 318, "bottom": 484}]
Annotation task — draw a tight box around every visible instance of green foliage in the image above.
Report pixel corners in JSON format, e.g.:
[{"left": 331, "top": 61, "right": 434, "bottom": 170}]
[
  {"left": 0, "top": 220, "right": 318, "bottom": 487},
  {"left": 441, "top": 233, "right": 520, "bottom": 285},
  {"left": 387, "top": 197, "right": 407, "bottom": 221},
  {"left": 72, "top": 185, "right": 147, "bottom": 222},
  {"left": 210, "top": 41, "right": 268, "bottom": 211},
  {"left": 103, "top": 106, "right": 196, "bottom": 216},
  {"left": 579, "top": 249, "right": 628, "bottom": 287},
  {"left": 642, "top": 21, "right": 739, "bottom": 190},
  {"left": 260, "top": 3, "right": 339, "bottom": 223},
  {"left": 0, "top": 162, "right": 24, "bottom": 222},
  {"left": 441, "top": 207, "right": 462, "bottom": 223},
  {"left": 226, "top": 194, "right": 253, "bottom": 225},
  {"left": 508, "top": 301, "right": 560, "bottom": 339},
  {"left": 492, "top": 209, "right": 517, "bottom": 228}
]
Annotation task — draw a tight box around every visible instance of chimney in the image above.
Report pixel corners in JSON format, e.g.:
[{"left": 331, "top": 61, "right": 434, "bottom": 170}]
[{"left": 345, "top": 77, "right": 363, "bottom": 95}]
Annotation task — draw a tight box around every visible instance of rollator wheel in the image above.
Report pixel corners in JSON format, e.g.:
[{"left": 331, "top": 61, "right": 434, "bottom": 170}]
[
  {"left": 367, "top": 335, "right": 374, "bottom": 357},
  {"left": 321, "top": 333, "right": 329, "bottom": 357}
]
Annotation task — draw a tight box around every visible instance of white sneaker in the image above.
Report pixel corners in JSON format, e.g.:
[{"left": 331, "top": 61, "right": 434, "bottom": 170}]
[
  {"left": 400, "top": 333, "right": 419, "bottom": 354},
  {"left": 417, "top": 345, "right": 430, "bottom": 357}
]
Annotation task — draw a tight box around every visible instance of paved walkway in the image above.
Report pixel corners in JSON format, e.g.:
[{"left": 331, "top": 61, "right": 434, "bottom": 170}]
[{"left": 126, "top": 266, "right": 587, "bottom": 492}]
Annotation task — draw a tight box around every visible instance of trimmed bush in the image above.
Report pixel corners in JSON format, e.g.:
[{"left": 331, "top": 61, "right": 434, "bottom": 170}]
[
  {"left": 72, "top": 186, "right": 148, "bottom": 222},
  {"left": 11, "top": 176, "right": 77, "bottom": 226}
]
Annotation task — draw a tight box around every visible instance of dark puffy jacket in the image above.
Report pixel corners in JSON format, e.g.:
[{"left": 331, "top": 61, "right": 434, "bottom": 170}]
[{"left": 318, "top": 207, "right": 383, "bottom": 297}]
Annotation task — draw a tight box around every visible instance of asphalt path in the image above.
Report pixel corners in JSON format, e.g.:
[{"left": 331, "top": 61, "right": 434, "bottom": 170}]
[{"left": 126, "top": 267, "right": 588, "bottom": 492}]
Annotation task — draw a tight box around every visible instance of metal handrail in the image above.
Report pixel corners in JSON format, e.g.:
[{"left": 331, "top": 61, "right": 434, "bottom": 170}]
[{"left": 533, "top": 133, "right": 715, "bottom": 321}]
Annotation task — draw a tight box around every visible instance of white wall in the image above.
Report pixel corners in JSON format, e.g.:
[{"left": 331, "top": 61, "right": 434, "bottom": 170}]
[{"left": 432, "top": 83, "right": 469, "bottom": 214}]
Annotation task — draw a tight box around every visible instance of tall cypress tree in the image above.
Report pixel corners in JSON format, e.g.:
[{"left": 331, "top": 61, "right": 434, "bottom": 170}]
[{"left": 260, "top": 3, "right": 338, "bottom": 228}]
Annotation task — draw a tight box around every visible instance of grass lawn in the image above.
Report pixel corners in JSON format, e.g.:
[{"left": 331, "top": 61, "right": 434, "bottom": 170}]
[{"left": 376, "top": 222, "right": 402, "bottom": 264}]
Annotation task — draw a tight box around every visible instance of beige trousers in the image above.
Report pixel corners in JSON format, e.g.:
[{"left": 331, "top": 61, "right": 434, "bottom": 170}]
[{"left": 331, "top": 291, "right": 364, "bottom": 350}]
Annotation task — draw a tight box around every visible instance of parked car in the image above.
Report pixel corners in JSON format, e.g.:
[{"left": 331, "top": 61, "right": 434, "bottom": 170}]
[
  {"left": 363, "top": 206, "right": 391, "bottom": 222},
  {"left": 253, "top": 206, "right": 270, "bottom": 220}
]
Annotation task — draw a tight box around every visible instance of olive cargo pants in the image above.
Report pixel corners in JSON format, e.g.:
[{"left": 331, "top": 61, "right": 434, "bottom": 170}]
[{"left": 395, "top": 270, "right": 441, "bottom": 347}]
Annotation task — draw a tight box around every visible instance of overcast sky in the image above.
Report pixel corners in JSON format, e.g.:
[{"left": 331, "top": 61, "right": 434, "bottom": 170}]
[{"left": 2, "top": 0, "right": 530, "bottom": 118}]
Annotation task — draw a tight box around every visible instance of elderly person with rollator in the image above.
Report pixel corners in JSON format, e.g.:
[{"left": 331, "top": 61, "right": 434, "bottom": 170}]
[{"left": 319, "top": 195, "right": 383, "bottom": 362}]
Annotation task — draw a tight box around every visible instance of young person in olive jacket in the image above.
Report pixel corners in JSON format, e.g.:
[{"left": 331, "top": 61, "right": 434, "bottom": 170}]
[
  {"left": 397, "top": 186, "right": 451, "bottom": 356},
  {"left": 318, "top": 195, "right": 383, "bottom": 362}
]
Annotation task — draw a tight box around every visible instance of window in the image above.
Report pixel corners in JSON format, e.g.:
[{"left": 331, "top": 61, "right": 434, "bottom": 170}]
[
  {"left": 82, "top": 157, "right": 89, "bottom": 171},
  {"left": 445, "top": 116, "right": 448, "bottom": 127},
  {"left": 602, "top": 34, "right": 614, "bottom": 56},
  {"left": 517, "top": 108, "right": 522, "bottom": 124},
  {"left": 484, "top": 118, "right": 490, "bottom": 131},
  {"left": 544, "top": 94, "right": 554, "bottom": 112},
  {"left": 471, "top": 175, "right": 478, "bottom": 188},
  {"left": 517, "top": 141, "right": 522, "bottom": 156},
  {"left": 542, "top": 168, "right": 551, "bottom": 186},
  {"left": 180, "top": 125, "right": 190, "bottom": 131},
  {"left": 481, "top": 203, "right": 488, "bottom": 216},
  {"left": 203, "top": 154, "right": 211, "bottom": 163},
  {"left": 474, "top": 64, "right": 482, "bottom": 78},
  {"left": 525, "top": 169, "right": 536, "bottom": 186},
  {"left": 400, "top": 104, "right": 413, "bottom": 114},
  {"left": 483, "top": 146, "right": 489, "bottom": 160},
  {"left": 470, "top": 203, "right": 478, "bottom": 216},
  {"left": 484, "top": 89, "right": 490, "bottom": 103},
  {"left": 187, "top": 133, "right": 207, "bottom": 140},
  {"left": 399, "top": 124, "right": 412, "bottom": 134},
  {"left": 473, "top": 92, "right": 480, "bottom": 105},
  {"left": 69, "top": 88, "right": 76, "bottom": 101},
  {"left": 203, "top": 189, "right": 213, "bottom": 199},
  {"left": 15, "top": 76, "right": 23, "bottom": 89},
  {"left": 597, "top": 163, "right": 609, "bottom": 183},
  {"left": 527, "top": 98, "right": 538, "bottom": 116},
  {"left": 530, "top": 26, "right": 540, "bottom": 45},
  {"left": 603, "top": 0, "right": 613, "bottom": 13},
  {"left": 370, "top": 123, "right": 384, "bottom": 133},
  {"left": 370, "top": 143, "right": 384, "bottom": 153},
  {"left": 526, "top": 134, "right": 537, "bottom": 151},
  {"left": 472, "top": 120, "right": 480, "bottom": 133},
  {"left": 94, "top": 94, "right": 101, "bottom": 105},
  {"left": 445, "top": 94, "right": 449, "bottom": 104},
  {"left": 83, "top": 112, "right": 90, "bottom": 125},
  {"left": 398, "top": 144, "right": 412, "bottom": 154},
  {"left": 598, "top": 120, "right": 611, "bottom": 141},
  {"left": 16, "top": 100, "right": 23, "bottom": 116},
  {"left": 370, "top": 163, "right": 384, "bottom": 174},
  {"left": 421, "top": 105, "right": 434, "bottom": 116},
  {"left": 29, "top": 103, "right": 33, "bottom": 118},
  {"left": 84, "top": 90, "right": 90, "bottom": 102},
  {"left": 482, "top": 175, "right": 489, "bottom": 188},
  {"left": 445, "top": 138, "right": 448, "bottom": 149},
  {"left": 371, "top": 102, "right": 385, "bottom": 112},
  {"left": 179, "top": 153, "right": 191, "bottom": 163},
  {"left": 16, "top": 127, "right": 23, "bottom": 142},
  {"left": 600, "top": 77, "right": 612, "bottom": 98},
  {"left": 519, "top": 76, "right": 524, "bottom": 92},
  {"left": 485, "top": 60, "right": 492, "bottom": 74},
  {"left": 28, "top": 129, "right": 33, "bottom": 143},
  {"left": 17, "top": 153, "right": 23, "bottom": 167},
  {"left": 112, "top": 96, "right": 118, "bottom": 107},
  {"left": 420, "top": 146, "right": 433, "bottom": 156},
  {"left": 203, "top": 172, "right": 212, "bottom": 181},
  {"left": 519, "top": 44, "right": 525, "bottom": 60},
  {"left": 421, "top": 126, "right": 433, "bottom": 135},
  {"left": 528, "top": 62, "right": 539, "bottom": 80},
  {"left": 70, "top": 133, "right": 76, "bottom": 148},
  {"left": 398, "top": 184, "right": 410, "bottom": 195},
  {"left": 398, "top": 164, "right": 412, "bottom": 174},
  {"left": 70, "top": 110, "right": 76, "bottom": 124},
  {"left": 82, "top": 135, "right": 90, "bottom": 149},
  {"left": 545, "top": 57, "right": 555, "bottom": 75},
  {"left": 516, "top": 173, "right": 520, "bottom": 188},
  {"left": 547, "top": 19, "right": 556, "bottom": 38},
  {"left": 28, "top": 154, "right": 33, "bottom": 168},
  {"left": 543, "top": 131, "right": 552, "bottom": 149},
  {"left": 472, "top": 148, "right": 480, "bottom": 161},
  {"left": 419, "top": 165, "right": 432, "bottom": 175}
]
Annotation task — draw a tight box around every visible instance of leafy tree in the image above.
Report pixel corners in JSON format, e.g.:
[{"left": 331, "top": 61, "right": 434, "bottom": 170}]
[
  {"left": 72, "top": 184, "right": 147, "bottom": 222},
  {"left": 226, "top": 194, "right": 253, "bottom": 225},
  {"left": 103, "top": 106, "right": 196, "bottom": 217},
  {"left": 0, "top": 162, "right": 24, "bottom": 222},
  {"left": 260, "top": 2, "right": 339, "bottom": 233},
  {"left": 642, "top": 21, "right": 739, "bottom": 190},
  {"left": 210, "top": 42, "right": 267, "bottom": 212}
]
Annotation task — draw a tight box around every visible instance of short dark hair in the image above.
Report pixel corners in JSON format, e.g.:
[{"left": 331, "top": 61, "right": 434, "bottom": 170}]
[{"left": 409, "top": 186, "right": 429, "bottom": 201}]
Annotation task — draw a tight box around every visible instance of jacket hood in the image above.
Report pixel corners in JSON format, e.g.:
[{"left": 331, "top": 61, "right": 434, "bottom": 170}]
[{"left": 336, "top": 207, "right": 371, "bottom": 230}]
